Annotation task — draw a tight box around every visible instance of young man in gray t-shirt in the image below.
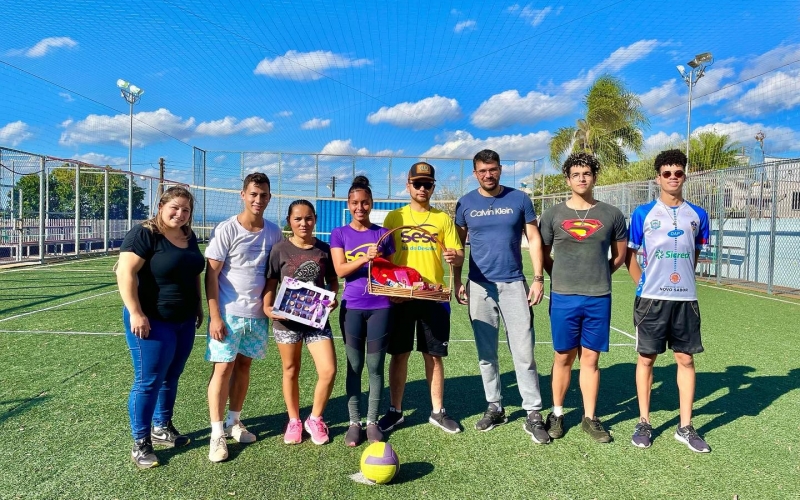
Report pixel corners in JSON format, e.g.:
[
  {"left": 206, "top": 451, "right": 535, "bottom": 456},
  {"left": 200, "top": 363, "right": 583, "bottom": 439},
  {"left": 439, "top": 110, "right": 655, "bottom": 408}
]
[{"left": 538, "top": 153, "right": 628, "bottom": 444}]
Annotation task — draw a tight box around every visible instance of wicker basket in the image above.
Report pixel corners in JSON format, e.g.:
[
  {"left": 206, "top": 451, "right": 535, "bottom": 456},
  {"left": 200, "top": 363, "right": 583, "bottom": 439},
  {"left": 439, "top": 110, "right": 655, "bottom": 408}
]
[{"left": 368, "top": 225, "right": 452, "bottom": 302}]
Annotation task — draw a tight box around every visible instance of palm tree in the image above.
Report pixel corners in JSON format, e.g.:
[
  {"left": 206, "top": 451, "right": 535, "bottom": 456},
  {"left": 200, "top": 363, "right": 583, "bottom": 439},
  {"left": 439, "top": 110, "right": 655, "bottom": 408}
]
[
  {"left": 549, "top": 75, "right": 649, "bottom": 169},
  {"left": 687, "top": 131, "right": 743, "bottom": 171}
]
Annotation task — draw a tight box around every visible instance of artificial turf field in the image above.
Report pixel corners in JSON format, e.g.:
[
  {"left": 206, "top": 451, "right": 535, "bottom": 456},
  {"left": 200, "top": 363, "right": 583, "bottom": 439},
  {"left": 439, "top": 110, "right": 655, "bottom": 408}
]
[{"left": 1, "top": 253, "right": 799, "bottom": 499}]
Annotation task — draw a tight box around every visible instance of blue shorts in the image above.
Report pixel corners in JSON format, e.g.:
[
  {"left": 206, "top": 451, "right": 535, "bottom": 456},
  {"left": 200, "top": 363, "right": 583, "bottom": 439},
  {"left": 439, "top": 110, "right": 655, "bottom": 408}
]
[
  {"left": 549, "top": 292, "right": 611, "bottom": 352},
  {"left": 206, "top": 315, "right": 269, "bottom": 362}
]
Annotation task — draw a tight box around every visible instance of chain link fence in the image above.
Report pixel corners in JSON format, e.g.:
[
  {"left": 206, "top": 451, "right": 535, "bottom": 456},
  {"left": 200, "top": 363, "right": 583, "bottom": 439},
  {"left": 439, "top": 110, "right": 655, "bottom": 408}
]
[{"left": 0, "top": 147, "right": 185, "bottom": 264}]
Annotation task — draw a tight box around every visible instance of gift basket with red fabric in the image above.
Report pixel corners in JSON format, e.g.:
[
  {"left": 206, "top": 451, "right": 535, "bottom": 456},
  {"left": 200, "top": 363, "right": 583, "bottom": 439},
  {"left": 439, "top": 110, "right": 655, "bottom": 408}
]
[{"left": 368, "top": 225, "right": 452, "bottom": 302}]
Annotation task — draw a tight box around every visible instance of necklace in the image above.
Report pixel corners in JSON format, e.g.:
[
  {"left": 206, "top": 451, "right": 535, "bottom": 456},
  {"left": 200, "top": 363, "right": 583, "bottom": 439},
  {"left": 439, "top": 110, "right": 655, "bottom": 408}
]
[
  {"left": 659, "top": 200, "right": 683, "bottom": 227},
  {"left": 408, "top": 206, "right": 432, "bottom": 227},
  {"left": 481, "top": 186, "right": 503, "bottom": 212},
  {"left": 289, "top": 235, "right": 314, "bottom": 249},
  {"left": 572, "top": 202, "right": 595, "bottom": 223}
]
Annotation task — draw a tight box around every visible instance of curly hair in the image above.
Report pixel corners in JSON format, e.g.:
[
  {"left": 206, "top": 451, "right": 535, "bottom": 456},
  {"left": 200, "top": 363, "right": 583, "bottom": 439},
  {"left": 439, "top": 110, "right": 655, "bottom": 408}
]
[
  {"left": 653, "top": 149, "right": 687, "bottom": 173},
  {"left": 562, "top": 152, "right": 600, "bottom": 177}
]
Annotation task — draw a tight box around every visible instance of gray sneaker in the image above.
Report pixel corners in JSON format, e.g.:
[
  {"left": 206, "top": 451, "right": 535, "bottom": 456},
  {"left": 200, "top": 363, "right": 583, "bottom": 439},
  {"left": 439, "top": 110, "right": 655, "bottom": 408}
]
[
  {"left": 523, "top": 411, "right": 551, "bottom": 444},
  {"left": 631, "top": 421, "right": 653, "bottom": 448},
  {"left": 344, "top": 422, "right": 362, "bottom": 447},
  {"left": 581, "top": 416, "right": 612, "bottom": 443},
  {"left": 475, "top": 403, "right": 507, "bottom": 432},
  {"left": 674, "top": 424, "right": 710, "bottom": 453},
  {"left": 366, "top": 423, "right": 384, "bottom": 443},
  {"left": 545, "top": 412, "right": 564, "bottom": 439},
  {"left": 429, "top": 408, "right": 461, "bottom": 434}
]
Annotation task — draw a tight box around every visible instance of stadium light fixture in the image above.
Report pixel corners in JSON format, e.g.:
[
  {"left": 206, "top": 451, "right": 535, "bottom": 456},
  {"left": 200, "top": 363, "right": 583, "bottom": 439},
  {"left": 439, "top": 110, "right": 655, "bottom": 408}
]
[
  {"left": 676, "top": 52, "right": 713, "bottom": 173},
  {"left": 117, "top": 79, "right": 145, "bottom": 230}
]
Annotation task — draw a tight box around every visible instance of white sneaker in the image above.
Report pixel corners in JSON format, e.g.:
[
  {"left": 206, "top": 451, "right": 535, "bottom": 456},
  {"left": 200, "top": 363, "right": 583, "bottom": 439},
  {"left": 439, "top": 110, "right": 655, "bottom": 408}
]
[
  {"left": 208, "top": 435, "right": 229, "bottom": 463},
  {"left": 225, "top": 421, "right": 257, "bottom": 444}
]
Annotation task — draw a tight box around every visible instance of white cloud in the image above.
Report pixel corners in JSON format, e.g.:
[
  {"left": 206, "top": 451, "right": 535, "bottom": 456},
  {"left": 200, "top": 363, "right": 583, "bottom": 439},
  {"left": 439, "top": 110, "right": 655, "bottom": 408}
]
[
  {"left": 0, "top": 121, "right": 33, "bottom": 147},
  {"left": 301, "top": 118, "right": 331, "bottom": 130},
  {"left": 422, "top": 130, "right": 551, "bottom": 160},
  {"left": 471, "top": 89, "right": 574, "bottom": 129},
  {"left": 59, "top": 108, "right": 196, "bottom": 147},
  {"left": 196, "top": 116, "right": 274, "bottom": 136},
  {"left": 507, "top": 5, "right": 555, "bottom": 27},
  {"left": 639, "top": 79, "right": 683, "bottom": 117},
  {"left": 367, "top": 95, "right": 461, "bottom": 130},
  {"left": 254, "top": 50, "right": 371, "bottom": 81},
  {"left": 739, "top": 43, "right": 800, "bottom": 80},
  {"left": 276, "top": 110, "right": 293, "bottom": 117},
  {"left": 730, "top": 69, "right": 800, "bottom": 117},
  {"left": 562, "top": 39, "right": 661, "bottom": 94},
  {"left": 59, "top": 92, "right": 74, "bottom": 102},
  {"left": 694, "top": 121, "right": 800, "bottom": 154},
  {"left": 643, "top": 131, "right": 683, "bottom": 153},
  {"left": 320, "top": 139, "right": 369, "bottom": 156},
  {"left": 7, "top": 37, "right": 78, "bottom": 58},
  {"left": 374, "top": 148, "right": 404, "bottom": 156},
  {"left": 454, "top": 20, "right": 476, "bottom": 33},
  {"left": 71, "top": 152, "right": 127, "bottom": 167}
]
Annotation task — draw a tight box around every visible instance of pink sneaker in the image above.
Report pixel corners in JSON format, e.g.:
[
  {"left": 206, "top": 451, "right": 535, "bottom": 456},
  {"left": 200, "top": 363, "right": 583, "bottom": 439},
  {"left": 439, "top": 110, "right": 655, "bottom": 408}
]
[
  {"left": 304, "top": 416, "right": 330, "bottom": 445},
  {"left": 284, "top": 419, "right": 303, "bottom": 445}
]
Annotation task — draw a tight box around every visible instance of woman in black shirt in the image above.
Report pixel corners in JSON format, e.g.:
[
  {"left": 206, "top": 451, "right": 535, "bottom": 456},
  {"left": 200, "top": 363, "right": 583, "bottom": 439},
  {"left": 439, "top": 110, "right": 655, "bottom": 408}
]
[{"left": 116, "top": 186, "right": 205, "bottom": 468}]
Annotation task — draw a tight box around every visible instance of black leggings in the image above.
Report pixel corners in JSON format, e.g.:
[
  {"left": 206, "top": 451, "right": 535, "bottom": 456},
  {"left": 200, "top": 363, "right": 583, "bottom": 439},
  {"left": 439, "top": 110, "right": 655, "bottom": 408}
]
[{"left": 339, "top": 305, "right": 390, "bottom": 423}]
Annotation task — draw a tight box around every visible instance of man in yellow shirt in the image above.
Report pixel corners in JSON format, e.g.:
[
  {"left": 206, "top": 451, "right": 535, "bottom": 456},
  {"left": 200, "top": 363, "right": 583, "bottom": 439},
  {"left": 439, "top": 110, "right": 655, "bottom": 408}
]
[{"left": 377, "top": 162, "right": 465, "bottom": 434}]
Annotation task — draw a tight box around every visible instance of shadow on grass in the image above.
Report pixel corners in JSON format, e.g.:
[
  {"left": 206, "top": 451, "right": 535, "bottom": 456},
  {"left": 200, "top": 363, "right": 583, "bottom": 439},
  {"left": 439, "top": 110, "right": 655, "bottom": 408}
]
[
  {"left": 599, "top": 362, "right": 800, "bottom": 438},
  {"left": 0, "top": 394, "right": 53, "bottom": 425},
  {"left": 392, "top": 461, "right": 434, "bottom": 484}
]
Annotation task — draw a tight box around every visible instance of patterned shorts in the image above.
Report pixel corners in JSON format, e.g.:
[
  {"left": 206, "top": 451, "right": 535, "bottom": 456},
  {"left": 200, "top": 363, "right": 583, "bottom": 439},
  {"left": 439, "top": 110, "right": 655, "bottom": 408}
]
[
  {"left": 272, "top": 326, "right": 333, "bottom": 345},
  {"left": 206, "top": 315, "right": 269, "bottom": 362}
]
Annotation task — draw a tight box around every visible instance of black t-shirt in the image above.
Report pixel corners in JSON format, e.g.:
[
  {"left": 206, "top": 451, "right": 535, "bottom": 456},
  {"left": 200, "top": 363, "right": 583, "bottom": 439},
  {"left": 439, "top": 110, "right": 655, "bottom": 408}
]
[
  {"left": 120, "top": 224, "right": 205, "bottom": 322},
  {"left": 267, "top": 238, "right": 336, "bottom": 332}
]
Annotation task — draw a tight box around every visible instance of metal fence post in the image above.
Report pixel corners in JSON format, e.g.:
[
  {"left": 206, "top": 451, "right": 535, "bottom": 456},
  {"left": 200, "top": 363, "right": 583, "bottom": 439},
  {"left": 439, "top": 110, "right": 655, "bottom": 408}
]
[
  {"left": 767, "top": 161, "right": 779, "bottom": 294},
  {"left": 39, "top": 157, "right": 45, "bottom": 263},
  {"left": 278, "top": 153, "right": 283, "bottom": 226},
  {"left": 315, "top": 154, "right": 319, "bottom": 199},
  {"left": 103, "top": 168, "right": 109, "bottom": 253},
  {"left": 715, "top": 170, "right": 724, "bottom": 285},
  {"left": 388, "top": 157, "right": 392, "bottom": 199},
  {"left": 75, "top": 163, "right": 81, "bottom": 256}
]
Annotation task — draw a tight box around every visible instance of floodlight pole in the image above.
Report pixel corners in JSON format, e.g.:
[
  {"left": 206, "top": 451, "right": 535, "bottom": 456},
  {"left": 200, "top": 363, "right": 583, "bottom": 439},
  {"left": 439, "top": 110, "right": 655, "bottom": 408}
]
[
  {"left": 117, "top": 79, "right": 144, "bottom": 230},
  {"left": 677, "top": 53, "right": 712, "bottom": 173}
]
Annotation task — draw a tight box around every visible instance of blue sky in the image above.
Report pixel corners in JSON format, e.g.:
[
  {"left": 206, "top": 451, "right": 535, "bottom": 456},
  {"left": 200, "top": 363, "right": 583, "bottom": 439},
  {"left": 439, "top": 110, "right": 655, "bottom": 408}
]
[{"left": 2, "top": 0, "right": 800, "bottom": 197}]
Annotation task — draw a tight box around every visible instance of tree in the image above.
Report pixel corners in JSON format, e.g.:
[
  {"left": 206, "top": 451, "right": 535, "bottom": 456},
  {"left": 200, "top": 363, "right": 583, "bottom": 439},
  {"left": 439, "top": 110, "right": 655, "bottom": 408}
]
[
  {"left": 549, "top": 75, "right": 649, "bottom": 169},
  {"left": 686, "top": 131, "right": 744, "bottom": 172},
  {"left": 11, "top": 165, "right": 148, "bottom": 219}
]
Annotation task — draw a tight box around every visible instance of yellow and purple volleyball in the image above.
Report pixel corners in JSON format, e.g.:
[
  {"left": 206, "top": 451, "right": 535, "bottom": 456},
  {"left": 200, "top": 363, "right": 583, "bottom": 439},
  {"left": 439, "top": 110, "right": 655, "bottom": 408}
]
[{"left": 359, "top": 442, "right": 399, "bottom": 484}]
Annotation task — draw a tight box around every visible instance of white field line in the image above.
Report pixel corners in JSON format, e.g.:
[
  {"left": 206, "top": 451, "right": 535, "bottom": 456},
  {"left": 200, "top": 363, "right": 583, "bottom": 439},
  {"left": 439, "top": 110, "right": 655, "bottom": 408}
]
[
  {"left": 0, "top": 290, "right": 118, "bottom": 323},
  {"left": 0, "top": 258, "right": 116, "bottom": 273},
  {"left": 697, "top": 282, "right": 800, "bottom": 305},
  {"left": 0, "top": 329, "right": 636, "bottom": 347}
]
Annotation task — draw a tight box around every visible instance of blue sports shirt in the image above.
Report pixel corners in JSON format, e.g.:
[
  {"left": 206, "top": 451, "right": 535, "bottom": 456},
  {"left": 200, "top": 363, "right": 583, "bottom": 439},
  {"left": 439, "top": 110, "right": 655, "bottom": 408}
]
[{"left": 628, "top": 200, "right": 710, "bottom": 300}]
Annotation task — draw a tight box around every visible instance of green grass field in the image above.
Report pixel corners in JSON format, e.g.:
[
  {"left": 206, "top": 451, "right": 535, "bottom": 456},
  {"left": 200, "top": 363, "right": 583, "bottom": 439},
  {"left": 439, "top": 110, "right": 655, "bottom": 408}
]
[{"left": 1, "top": 254, "right": 799, "bottom": 499}]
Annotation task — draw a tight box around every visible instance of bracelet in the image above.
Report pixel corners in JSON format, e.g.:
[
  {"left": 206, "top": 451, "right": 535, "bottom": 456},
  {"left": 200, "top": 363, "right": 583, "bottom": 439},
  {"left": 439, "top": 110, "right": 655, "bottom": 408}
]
[{"left": 533, "top": 275, "right": 544, "bottom": 283}]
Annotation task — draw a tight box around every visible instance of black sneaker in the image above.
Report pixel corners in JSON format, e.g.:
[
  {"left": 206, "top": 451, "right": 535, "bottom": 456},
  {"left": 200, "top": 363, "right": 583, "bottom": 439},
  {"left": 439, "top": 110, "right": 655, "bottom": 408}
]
[
  {"left": 151, "top": 420, "right": 190, "bottom": 448},
  {"left": 674, "top": 424, "right": 710, "bottom": 453},
  {"left": 344, "top": 422, "right": 363, "bottom": 447},
  {"left": 581, "top": 416, "right": 612, "bottom": 443},
  {"left": 631, "top": 420, "right": 653, "bottom": 449},
  {"left": 429, "top": 408, "right": 461, "bottom": 434},
  {"left": 523, "top": 411, "right": 551, "bottom": 444},
  {"left": 475, "top": 403, "right": 507, "bottom": 432},
  {"left": 131, "top": 438, "right": 159, "bottom": 469},
  {"left": 366, "top": 423, "right": 384, "bottom": 443},
  {"left": 545, "top": 412, "right": 564, "bottom": 439},
  {"left": 377, "top": 407, "right": 404, "bottom": 432}
]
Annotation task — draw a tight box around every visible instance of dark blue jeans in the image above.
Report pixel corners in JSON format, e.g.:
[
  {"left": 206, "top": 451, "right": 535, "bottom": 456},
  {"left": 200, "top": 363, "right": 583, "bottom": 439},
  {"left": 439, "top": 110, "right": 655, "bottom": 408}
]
[{"left": 124, "top": 308, "right": 196, "bottom": 440}]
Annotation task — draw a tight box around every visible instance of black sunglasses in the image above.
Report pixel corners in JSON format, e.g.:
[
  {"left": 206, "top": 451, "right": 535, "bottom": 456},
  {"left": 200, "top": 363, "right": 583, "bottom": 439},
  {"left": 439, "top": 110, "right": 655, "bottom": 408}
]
[
  {"left": 411, "top": 180, "right": 434, "bottom": 190},
  {"left": 661, "top": 170, "right": 685, "bottom": 179}
]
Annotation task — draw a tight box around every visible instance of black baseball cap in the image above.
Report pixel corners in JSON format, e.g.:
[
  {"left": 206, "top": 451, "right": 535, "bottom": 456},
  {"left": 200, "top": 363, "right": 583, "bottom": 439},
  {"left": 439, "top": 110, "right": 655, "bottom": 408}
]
[{"left": 408, "top": 162, "right": 435, "bottom": 181}]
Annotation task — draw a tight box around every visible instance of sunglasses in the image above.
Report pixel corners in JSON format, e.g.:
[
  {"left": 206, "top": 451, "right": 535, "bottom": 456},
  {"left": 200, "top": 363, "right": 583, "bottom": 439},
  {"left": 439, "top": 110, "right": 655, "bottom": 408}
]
[
  {"left": 411, "top": 180, "right": 434, "bottom": 190},
  {"left": 661, "top": 170, "right": 685, "bottom": 179}
]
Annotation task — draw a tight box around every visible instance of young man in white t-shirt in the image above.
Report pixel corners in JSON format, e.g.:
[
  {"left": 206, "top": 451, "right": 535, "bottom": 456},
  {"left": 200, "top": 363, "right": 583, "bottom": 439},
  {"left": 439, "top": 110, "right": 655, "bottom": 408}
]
[{"left": 204, "top": 173, "right": 283, "bottom": 462}]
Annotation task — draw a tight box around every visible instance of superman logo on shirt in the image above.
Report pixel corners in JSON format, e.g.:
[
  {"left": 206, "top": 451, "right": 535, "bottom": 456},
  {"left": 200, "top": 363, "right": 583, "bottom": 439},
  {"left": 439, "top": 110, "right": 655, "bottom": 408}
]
[{"left": 560, "top": 219, "right": 604, "bottom": 241}]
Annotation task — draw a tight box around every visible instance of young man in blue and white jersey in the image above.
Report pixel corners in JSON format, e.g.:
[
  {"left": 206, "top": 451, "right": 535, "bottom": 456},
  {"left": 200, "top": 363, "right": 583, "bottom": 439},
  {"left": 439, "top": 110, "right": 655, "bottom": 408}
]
[{"left": 625, "top": 149, "right": 711, "bottom": 453}]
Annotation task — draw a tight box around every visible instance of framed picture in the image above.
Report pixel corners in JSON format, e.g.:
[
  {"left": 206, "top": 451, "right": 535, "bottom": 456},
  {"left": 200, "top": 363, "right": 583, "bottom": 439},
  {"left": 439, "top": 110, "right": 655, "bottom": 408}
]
[{"left": 274, "top": 277, "right": 336, "bottom": 329}]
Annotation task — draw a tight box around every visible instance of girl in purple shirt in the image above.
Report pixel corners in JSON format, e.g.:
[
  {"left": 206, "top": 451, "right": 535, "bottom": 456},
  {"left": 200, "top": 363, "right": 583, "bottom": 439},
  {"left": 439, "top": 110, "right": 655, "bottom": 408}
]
[{"left": 330, "top": 176, "right": 394, "bottom": 446}]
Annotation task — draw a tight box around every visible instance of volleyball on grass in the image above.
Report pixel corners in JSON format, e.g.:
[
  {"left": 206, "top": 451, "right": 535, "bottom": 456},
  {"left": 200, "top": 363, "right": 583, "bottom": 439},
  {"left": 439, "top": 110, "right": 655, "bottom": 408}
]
[{"left": 359, "top": 442, "right": 399, "bottom": 484}]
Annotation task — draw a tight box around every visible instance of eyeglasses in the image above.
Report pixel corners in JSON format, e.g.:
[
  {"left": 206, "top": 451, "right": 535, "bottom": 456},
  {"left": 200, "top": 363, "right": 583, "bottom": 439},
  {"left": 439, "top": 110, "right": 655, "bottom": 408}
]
[
  {"left": 411, "top": 180, "right": 434, "bottom": 190},
  {"left": 661, "top": 170, "right": 685, "bottom": 179},
  {"left": 475, "top": 166, "right": 500, "bottom": 177}
]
